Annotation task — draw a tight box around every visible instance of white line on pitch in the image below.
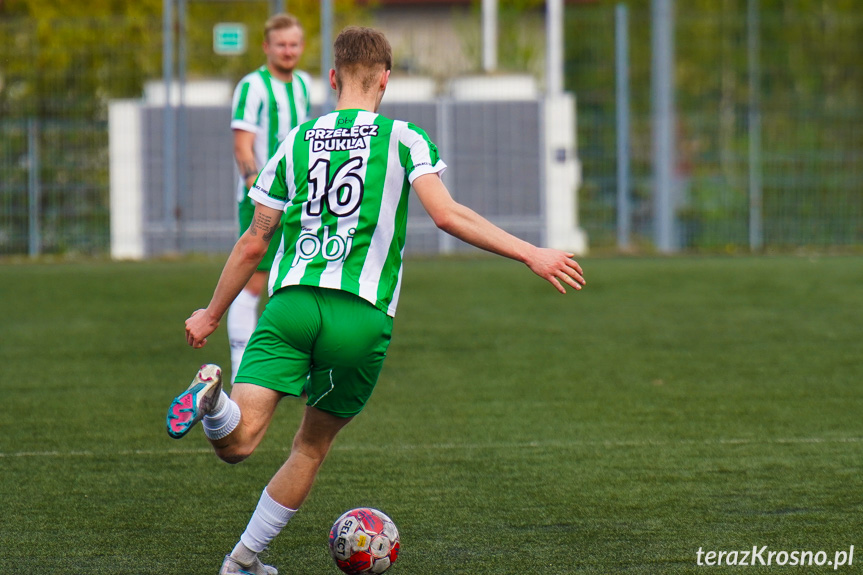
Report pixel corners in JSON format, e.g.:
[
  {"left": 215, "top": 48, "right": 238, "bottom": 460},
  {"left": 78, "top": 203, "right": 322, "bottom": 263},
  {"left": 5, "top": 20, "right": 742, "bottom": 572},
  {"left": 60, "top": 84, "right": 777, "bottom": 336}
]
[{"left": 1, "top": 436, "right": 862, "bottom": 459}]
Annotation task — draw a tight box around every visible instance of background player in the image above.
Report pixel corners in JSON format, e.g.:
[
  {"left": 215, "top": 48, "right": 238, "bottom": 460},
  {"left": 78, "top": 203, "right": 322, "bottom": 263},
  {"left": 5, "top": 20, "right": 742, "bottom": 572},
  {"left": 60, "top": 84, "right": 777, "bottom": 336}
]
[
  {"left": 168, "top": 26, "right": 585, "bottom": 575},
  {"left": 228, "top": 13, "right": 311, "bottom": 383}
]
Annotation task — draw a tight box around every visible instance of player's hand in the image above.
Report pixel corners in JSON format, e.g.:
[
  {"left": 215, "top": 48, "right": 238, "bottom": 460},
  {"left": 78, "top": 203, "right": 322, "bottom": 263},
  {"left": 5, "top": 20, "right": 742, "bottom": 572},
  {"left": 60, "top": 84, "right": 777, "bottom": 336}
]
[
  {"left": 185, "top": 308, "right": 220, "bottom": 348},
  {"left": 525, "top": 248, "right": 586, "bottom": 294}
]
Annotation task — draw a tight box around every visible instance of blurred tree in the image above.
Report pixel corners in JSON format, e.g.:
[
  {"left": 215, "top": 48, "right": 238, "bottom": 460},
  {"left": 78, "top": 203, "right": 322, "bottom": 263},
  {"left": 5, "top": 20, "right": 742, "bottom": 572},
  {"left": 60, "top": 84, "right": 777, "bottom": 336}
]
[
  {"left": 564, "top": 0, "right": 863, "bottom": 128},
  {"left": 0, "top": 0, "right": 369, "bottom": 119},
  {"left": 469, "top": 0, "right": 547, "bottom": 75}
]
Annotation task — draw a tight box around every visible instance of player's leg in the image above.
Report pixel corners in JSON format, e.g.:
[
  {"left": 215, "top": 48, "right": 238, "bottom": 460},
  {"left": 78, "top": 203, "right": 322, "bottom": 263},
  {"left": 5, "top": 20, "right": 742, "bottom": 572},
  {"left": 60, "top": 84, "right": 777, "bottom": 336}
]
[
  {"left": 268, "top": 288, "right": 392, "bottom": 508},
  {"left": 269, "top": 406, "right": 354, "bottom": 508},
  {"left": 168, "top": 287, "right": 313, "bottom": 450},
  {"left": 205, "top": 382, "right": 283, "bottom": 464},
  {"left": 164, "top": 364, "right": 283, "bottom": 454},
  {"left": 210, "top": 389, "right": 287, "bottom": 575},
  {"left": 225, "top": 288, "right": 393, "bottom": 571},
  {"left": 225, "top": 406, "right": 353, "bottom": 572},
  {"left": 215, "top": 289, "right": 322, "bottom": 575},
  {"left": 215, "top": 287, "right": 319, "bottom": 463},
  {"left": 227, "top": 271, "right": 266, "bottom": 380}
]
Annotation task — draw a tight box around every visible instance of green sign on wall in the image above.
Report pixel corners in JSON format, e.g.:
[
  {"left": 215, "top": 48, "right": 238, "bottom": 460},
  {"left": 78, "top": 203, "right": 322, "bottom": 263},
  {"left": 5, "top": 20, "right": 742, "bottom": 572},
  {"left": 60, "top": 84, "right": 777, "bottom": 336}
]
[{"left": 213, "top": 23, "right": 247, "bottom": 55}]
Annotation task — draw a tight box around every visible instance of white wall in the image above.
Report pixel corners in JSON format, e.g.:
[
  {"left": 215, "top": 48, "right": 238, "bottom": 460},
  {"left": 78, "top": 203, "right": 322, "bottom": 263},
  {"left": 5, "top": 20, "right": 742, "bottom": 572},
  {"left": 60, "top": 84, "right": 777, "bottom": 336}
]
[{"left": 108, "top": 101, "right": 144, "bottom": 260}]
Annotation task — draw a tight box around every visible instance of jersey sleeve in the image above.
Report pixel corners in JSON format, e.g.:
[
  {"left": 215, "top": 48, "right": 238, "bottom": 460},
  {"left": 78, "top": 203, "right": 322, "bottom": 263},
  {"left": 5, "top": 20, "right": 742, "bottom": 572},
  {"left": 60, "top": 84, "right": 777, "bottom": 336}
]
[
  {"left": 248, "top": 129, "right": 296, "bottom": 210},
  {"left": 295, "top": 70, "right": 312, "bottom": 117},
  {"left": 401, "top": 122, "right": 447, "bottom": 184},
  {"left": 231, "top": 77, "right": 263, "bottom": 134}
]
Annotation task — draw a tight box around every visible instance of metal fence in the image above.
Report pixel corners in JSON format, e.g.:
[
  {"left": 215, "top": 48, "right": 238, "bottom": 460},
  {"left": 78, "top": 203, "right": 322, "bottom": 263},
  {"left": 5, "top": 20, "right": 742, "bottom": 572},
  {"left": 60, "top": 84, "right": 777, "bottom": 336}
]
[
  {"left": 2, "top": 4, "right": 863, "bottom": 257},
  {"left": 571, "top": 2, "right": 863, "bottom": 251},
  {"left": 0, "top": 118, "right": 110, "bottom": 256}
]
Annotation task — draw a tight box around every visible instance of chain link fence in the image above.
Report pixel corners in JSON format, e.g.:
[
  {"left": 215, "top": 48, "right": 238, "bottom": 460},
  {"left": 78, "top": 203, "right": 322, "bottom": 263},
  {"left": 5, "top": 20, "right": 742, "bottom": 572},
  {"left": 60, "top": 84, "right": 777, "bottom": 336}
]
[
  {"left": 2, "top": 3, "right": 862, "bottom": 257},
  {"left": 0, "top": 15, "right": 160, "bottom": 257},
  {"left": 571, "top": 2, "right": 863, "bottom": 251},
  {"left": 0, "top": 117, "right": 110, "bottom": 256}
]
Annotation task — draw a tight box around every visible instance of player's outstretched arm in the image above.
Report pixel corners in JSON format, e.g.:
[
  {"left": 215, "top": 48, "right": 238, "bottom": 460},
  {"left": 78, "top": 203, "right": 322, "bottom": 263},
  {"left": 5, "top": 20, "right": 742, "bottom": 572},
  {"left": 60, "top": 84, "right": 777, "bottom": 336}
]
[
  {"left": 233, "top": 129, "right": 259, "bottom": 190},
  {"left": 413, "top": 173, "right": 585, "bottom": 294},
  {"left": 185, "top": 203, "right": 282, "bottom": 348}
]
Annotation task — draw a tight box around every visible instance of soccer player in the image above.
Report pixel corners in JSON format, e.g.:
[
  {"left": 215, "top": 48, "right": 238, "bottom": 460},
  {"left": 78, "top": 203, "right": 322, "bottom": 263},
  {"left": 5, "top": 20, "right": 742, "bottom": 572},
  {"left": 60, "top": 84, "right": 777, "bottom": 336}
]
[
  {"left": 228, "top": 13, "right": 311, "bottom": 384},
  {"left": 166, "top": 26, "right": 585, "bottom": 575}
]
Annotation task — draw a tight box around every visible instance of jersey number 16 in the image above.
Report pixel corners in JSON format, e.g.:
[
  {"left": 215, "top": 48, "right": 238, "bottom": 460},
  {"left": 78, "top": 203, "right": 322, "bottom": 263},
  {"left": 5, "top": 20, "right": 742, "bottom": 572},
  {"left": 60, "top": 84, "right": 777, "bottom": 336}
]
[{"left": 306, "top": 157, "right": 366, "bottom": 218}]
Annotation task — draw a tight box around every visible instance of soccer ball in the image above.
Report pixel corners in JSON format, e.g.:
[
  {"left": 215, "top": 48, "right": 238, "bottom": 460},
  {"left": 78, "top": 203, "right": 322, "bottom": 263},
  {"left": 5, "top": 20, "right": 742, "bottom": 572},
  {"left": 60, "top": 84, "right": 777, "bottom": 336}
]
[{"left": 328, "top": 508, "right": 400, "bottom": 574}]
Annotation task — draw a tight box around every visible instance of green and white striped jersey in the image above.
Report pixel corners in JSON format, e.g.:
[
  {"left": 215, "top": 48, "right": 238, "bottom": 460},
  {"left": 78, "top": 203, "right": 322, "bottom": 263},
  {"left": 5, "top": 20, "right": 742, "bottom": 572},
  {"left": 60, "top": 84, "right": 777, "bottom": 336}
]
[
  {"left": 231, "top": 66, "right": 311, "bottom": 201},
  {"left": 249, "top": 108, "right": 446, "bottom": 317}
]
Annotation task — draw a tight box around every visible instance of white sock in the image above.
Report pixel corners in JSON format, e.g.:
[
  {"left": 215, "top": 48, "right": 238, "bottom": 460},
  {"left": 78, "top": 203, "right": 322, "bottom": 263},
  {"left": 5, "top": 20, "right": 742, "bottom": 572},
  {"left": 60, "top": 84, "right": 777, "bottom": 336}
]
[
  {"left": 229, "top": 541, "right": 258, "bottom": 566},
  {"left": 237, "top": 488, "right": 297, "bottom": 554},
  {"left": 203, "top": 392, "right": 241, "bottom": 440},
  {"left": 227, "top": 289, "right": 260, "bottom": 384}
]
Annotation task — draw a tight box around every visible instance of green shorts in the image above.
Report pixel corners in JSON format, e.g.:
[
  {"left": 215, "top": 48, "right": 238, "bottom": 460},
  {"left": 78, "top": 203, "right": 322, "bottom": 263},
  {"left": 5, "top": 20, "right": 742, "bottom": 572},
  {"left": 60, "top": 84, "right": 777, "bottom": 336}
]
[
  {"left": 239, "top": 193, "right": 283, "bottom": 272},
  {"left": 236, "top": 285, "right": 394, "bottom": 417}
]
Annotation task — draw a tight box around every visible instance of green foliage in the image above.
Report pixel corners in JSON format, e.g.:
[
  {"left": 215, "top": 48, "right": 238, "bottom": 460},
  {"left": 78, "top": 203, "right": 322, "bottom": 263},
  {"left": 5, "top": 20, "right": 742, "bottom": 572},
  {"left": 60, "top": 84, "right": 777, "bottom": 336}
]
[
  {"left": 452, "top": 0, "right": 548, "bottom": 76},
  {"left": 1, "top": 1, "right": 162, "bottom": 117},
  {"left": 0, "top": 0, "right": 368, "bottom": 119}
]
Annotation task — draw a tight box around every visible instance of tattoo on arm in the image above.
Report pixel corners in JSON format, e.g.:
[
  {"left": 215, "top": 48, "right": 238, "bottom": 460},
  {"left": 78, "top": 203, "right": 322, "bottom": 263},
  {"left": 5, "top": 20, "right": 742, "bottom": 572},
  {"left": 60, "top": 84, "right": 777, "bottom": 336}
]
[
  {"left": 250, "top": 211, "right": 279, "bottom": 242},
  {"left": 240, "top": 160, "right": 258, "bottom": 181}
]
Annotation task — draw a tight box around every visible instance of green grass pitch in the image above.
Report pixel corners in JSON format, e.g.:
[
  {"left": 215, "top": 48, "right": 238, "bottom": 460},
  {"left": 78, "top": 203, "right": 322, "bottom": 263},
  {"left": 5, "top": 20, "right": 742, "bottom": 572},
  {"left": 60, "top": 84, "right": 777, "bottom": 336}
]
[{"left": 1, "top": 255, "right": 861, "bottom": 574}]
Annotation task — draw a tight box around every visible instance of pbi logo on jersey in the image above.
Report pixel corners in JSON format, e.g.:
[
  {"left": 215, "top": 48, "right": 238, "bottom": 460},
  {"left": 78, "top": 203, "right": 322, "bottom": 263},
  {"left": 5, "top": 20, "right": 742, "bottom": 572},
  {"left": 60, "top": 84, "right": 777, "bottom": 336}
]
[{"left": 292, "top": 225, "right": 356, "bottom": 266}]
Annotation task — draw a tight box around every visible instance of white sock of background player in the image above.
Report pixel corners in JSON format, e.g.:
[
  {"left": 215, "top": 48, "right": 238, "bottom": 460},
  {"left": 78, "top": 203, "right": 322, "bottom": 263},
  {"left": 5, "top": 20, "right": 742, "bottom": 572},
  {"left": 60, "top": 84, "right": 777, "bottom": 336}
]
[{"left": 226, "top": 288, "right": 259, "bottom": 384}]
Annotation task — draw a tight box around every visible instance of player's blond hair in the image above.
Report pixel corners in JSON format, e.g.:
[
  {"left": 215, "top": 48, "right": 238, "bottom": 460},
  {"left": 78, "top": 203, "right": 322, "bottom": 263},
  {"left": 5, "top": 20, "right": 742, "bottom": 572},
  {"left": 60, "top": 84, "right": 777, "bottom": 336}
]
[
  {"left": 334, "top": 26, "right": 392, "bottom": 93},
  {"left": 264, "top": 13, "right": 302, "bottom": 42}
]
